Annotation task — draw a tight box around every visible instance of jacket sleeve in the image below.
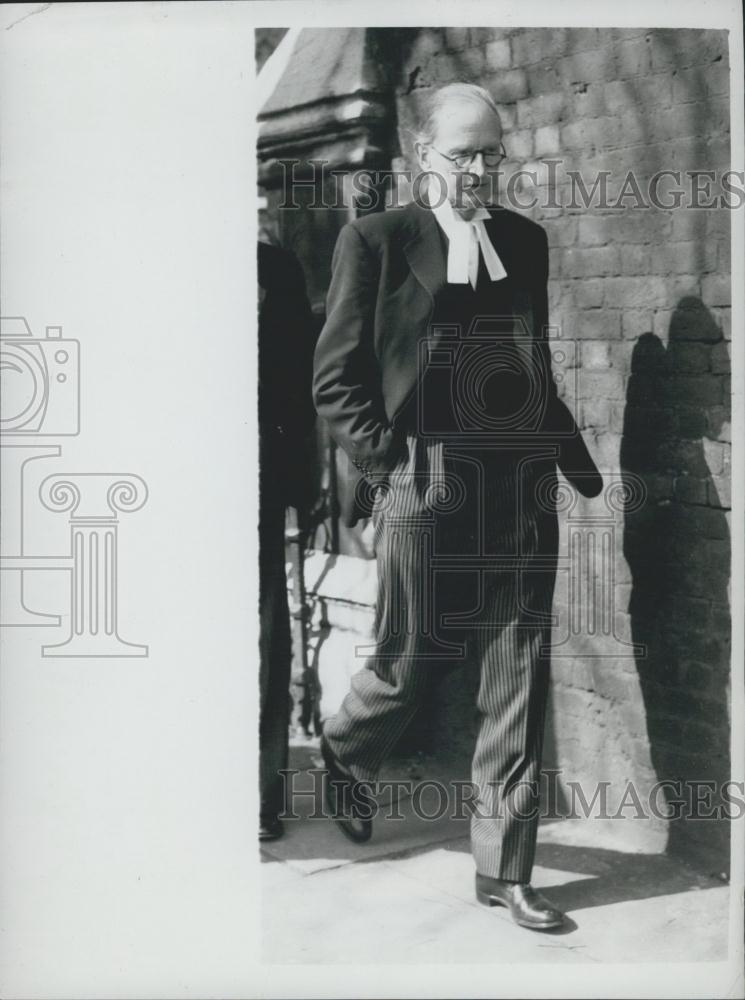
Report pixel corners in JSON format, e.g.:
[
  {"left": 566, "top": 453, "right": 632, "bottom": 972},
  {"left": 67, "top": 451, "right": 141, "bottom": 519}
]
[
  {"left": 533, "top": 225, "right": 559, "bottom": 410},
  {"left": 312, "top": 222, "right": 404, "bottom": 478},
  {"left": 534, "top": 227, "right": 603, "bottom": 498}
]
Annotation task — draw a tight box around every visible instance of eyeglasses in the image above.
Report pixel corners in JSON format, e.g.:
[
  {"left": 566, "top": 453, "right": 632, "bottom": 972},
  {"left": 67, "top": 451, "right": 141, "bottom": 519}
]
[{"left": 430, "top": 144, "right": 507, "bottom": 169}]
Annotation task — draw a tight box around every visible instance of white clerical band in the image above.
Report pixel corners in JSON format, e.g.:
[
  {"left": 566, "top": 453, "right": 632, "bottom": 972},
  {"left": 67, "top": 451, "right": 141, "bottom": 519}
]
[
  {"left": 471, "top": 219, "right": 508, "bottom": 287},
  {"left": 428, "top": 188, "right": 508, "bottom": 289}
]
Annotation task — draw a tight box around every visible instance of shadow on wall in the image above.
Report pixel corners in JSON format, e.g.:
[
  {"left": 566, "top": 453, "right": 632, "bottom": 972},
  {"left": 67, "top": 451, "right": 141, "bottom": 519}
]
[{"left": 621, "top": 298, "right": 731, "bottom": 876}]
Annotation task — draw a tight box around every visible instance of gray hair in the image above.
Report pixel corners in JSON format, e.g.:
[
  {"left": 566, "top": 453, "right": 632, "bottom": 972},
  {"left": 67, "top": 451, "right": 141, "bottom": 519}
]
[{"left": 414, "top": 83, "right": 503, "bottom": 144}]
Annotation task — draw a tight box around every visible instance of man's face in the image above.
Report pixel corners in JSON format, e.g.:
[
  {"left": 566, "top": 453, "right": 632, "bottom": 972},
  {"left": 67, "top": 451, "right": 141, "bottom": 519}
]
[{"left": 416, "top": 101, "right": 503, "bottom": 217}]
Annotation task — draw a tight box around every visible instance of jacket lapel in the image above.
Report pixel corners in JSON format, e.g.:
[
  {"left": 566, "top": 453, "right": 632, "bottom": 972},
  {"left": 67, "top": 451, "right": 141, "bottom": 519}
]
[
  {"left": 403, "top": 203, "right": 518, "bottom": 306},
  {"left": 402, "top": 201, "right": 447, "bottom": 304},
  {"left": 400, "top": 201, "right": 534, "bottom": 338},
  {"left": 481, "top": 209, "right": 508, "bottom": 267},
  {"left": 482, "top": 210, "right": 535, "bottom": 337}
]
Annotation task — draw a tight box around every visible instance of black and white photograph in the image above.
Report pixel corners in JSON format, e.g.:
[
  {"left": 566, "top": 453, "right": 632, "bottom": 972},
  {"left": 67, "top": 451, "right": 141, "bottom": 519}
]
[
  {"left": 1, "top": 2, "right": 743, "bottom": 997},
  {"left": 256, "top": 9, "right": 743, "bottom": 988}
]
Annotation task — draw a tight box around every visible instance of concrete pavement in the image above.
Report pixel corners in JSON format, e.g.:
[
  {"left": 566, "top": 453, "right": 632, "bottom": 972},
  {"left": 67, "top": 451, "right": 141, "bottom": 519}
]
[{"left": 260, "top": 743, "right": 730, "bottom": 968}]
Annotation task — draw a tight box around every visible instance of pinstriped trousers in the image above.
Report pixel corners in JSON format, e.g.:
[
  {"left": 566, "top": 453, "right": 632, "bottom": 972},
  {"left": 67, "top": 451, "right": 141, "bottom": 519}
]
[{"left": 324, "top": 433, "right": 559, "bottom": 882}]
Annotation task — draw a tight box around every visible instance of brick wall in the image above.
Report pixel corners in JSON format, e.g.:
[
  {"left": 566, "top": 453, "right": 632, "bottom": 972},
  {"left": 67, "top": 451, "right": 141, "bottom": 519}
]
[{"left": 393, "top": 27, "right": 732, "bottom": 874}]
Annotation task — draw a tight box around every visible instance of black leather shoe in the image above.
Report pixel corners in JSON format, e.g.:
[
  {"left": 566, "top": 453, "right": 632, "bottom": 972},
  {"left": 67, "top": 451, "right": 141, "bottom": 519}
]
[
  {"left": 259, "top": 815, "right": 284, "bottom": 842},
  {"left": 475, "top": 874, "right": 564, "bottom": 930},
  {"left": 320, "top": 736, "right": 374, "bottom": 843}
]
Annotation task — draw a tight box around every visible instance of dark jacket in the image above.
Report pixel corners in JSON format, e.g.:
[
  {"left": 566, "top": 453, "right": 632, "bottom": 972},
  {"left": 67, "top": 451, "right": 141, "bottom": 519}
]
[
  {"left": 258, "top": 241, "right": 317, "bottom": 510},
  {"left": 312, "top": 201, "right": 601, "bottom": 525}
]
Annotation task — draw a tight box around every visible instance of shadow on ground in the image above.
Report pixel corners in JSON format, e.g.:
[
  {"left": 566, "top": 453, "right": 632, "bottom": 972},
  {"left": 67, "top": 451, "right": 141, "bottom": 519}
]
[{"left": 262, "top": 744, "right": 725, "bottom": 915}]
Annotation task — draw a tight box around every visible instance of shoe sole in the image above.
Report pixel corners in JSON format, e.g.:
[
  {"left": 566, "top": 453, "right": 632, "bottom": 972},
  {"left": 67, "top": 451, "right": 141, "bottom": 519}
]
[
  {"left": 320, "top": 743, "right": 373, "bottom": 844},
  {"left": 333, "top": 815, "right": 373, "bottom": 844},
  {"left": 323, "top": 776, "right": 372, "bottom": 843},
  {"left": 476, "top": 889, "right": 564, "bottom": 929}
]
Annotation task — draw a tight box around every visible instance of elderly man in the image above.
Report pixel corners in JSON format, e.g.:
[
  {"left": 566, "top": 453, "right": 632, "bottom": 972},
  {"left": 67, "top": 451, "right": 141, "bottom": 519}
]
[{"left": 312, "top": 83, "right": 601, "bottom": 930}]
